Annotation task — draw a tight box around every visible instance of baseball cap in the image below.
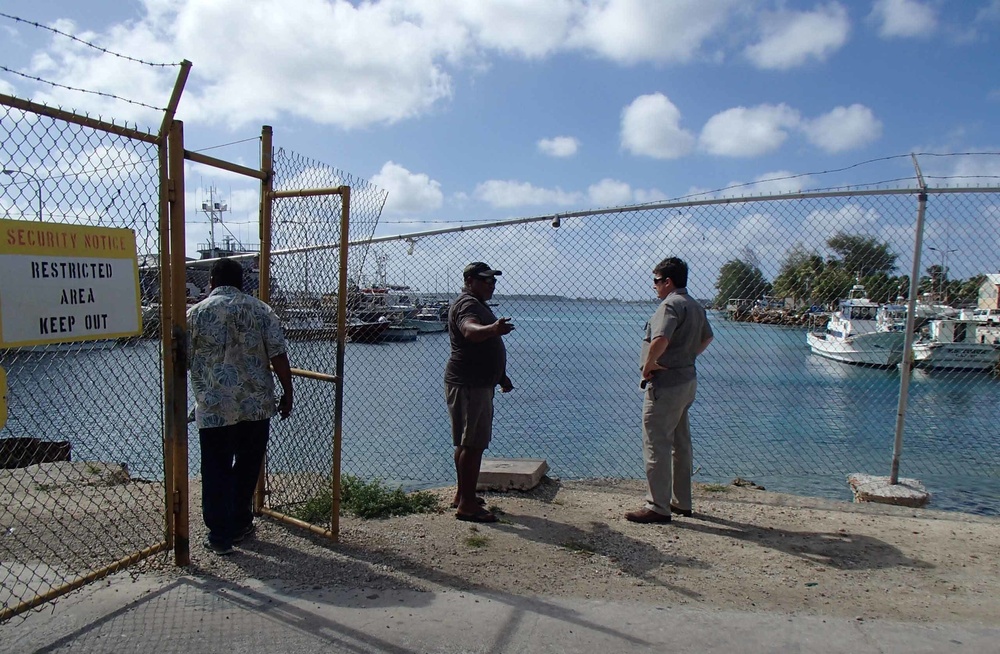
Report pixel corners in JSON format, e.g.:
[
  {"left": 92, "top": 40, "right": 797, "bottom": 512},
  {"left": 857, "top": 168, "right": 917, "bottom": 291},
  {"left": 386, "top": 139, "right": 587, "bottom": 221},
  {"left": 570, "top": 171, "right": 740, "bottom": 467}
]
[{"left": 463, "top": 262, "right": 502, "bottom": 279}]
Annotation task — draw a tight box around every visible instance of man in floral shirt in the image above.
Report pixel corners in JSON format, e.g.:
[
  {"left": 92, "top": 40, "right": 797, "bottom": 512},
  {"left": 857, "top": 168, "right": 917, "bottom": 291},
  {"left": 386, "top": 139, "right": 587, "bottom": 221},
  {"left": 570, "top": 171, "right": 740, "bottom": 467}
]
[{"left": 187, "top": 258, "right": 293, "bottom": 555}]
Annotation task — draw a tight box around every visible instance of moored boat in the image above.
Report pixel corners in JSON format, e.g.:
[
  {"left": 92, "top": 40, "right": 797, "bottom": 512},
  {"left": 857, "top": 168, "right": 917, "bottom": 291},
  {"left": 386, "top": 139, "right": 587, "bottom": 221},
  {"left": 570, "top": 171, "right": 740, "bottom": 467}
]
[
  {"left": 347, "top": 318, "right": 390, "bottom": 344},
  {"left": 382, "top": 326, "right": 418, "bottom": 342},
  {"left": 806, "top": 285, "right": 906, "bottom": 367},
  {"left": 402, "top": 307, "right": 447, "bottom": 333},
  {"left": 912, "top": 318, "right": 1000, "bottom": 371}
]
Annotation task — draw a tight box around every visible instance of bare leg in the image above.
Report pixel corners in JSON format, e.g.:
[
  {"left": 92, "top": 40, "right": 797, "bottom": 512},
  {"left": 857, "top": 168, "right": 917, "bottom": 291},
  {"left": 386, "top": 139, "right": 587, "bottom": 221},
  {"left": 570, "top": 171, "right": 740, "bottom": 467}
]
[
  {"left": 452, "top": 446, "right": 462, "bottom": 507},
  {"left": 455, "top": 446, "right": 486, "bottom": 515}
]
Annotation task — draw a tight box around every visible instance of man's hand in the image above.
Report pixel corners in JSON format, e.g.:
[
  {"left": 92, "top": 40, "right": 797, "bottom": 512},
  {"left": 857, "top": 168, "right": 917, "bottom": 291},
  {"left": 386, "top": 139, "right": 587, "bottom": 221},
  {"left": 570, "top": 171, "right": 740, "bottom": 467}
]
[
  {"left": 500, "top": 375, "right": 514, "bottom": 393},
  {"left": 493, "top": 317, "right": 515, "bottom": 337},
  {"left": 277, "top": 393, "right": 293, "bottom": 420},
  {"left": 641, "top": 361, "right": 665, "bottom": 381}
]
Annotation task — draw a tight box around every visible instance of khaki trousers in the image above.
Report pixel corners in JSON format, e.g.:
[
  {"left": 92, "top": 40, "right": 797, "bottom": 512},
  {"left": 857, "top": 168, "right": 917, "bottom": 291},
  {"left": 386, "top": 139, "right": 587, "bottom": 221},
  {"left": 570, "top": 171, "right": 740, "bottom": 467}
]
[{"left": 641, "top": 378, "right": 697, "bottom": 515}]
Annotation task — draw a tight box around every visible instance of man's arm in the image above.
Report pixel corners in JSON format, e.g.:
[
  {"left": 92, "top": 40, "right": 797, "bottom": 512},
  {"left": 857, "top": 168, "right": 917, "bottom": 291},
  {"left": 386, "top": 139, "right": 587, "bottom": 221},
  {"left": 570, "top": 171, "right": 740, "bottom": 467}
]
[
  {"left": 270, "top": 353, "right": 294, "bottom": 419},
  {"left": 459, "top": 317, "right": 514, "bottom": 342},
  {"left": 642, "top": 336, "right": 668, "bottom": 380},
  {"left": 696, "top": 336, "right": 713, "bottom": 356}
]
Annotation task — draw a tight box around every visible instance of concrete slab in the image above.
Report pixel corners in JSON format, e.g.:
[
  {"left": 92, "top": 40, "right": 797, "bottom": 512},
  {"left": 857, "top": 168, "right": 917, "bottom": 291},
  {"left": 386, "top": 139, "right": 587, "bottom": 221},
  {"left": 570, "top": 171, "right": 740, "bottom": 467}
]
[
  {"left": 3, "top": 572, "right": 999, "bottom": 654},
  {"left": 477, "top": 457, "right": 548, "bottom": 491},
  {"left": 848, "top": 473, "right": 930, "bottom": 508}
]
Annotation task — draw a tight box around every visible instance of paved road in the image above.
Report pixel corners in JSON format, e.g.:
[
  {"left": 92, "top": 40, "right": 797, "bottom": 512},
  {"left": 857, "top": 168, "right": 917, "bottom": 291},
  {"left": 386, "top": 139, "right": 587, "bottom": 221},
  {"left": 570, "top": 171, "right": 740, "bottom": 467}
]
[{"left": 1, "top": 572, "right": 997, "bottom": 653}]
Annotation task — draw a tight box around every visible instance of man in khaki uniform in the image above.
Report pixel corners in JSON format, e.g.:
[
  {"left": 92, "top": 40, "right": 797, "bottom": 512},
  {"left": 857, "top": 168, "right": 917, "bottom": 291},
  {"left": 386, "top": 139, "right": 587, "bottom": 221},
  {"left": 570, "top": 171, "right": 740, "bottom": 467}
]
[{"left": 626, "top": 257, "right": 713, "bottom": 524}]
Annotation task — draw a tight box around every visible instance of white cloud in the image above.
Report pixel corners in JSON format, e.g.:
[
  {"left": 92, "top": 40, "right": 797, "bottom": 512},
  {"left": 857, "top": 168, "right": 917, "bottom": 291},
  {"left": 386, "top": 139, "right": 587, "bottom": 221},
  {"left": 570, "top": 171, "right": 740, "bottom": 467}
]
[
  {"left": 587, "top": 179, "right": 633, "bottom": 206},
  {"left": 583, "top": 180, "right": 665, "bottom": 206},
  {"left": 27, "top": 2, "right": 460, "bottom": 130},
  {"left": 801, "top": 104, "right": 882, "bottom": 153},
  {"left": 634, "top": 188, "right": 668, "bottom": 204},
  {"left": 744, "top": 3, "right": 850, "bottom": 70},
  {"left": 567, "top": 0, "right": 736, "bottom": 65},
  {"left": 620, "top": 94, "right": 696, "bottom": 159},
  {"left": 537, "top": 136, "right": 580, "bottom": 157},
  {"left": 870, "top": 0, "right": 937, "bottom": 38},
  {"left": 699, "top": 104, "right": 801, "bottom": 157},
  {"left": 474, "top": 180, "right": 581, "bottom": 208},
  {"left": 371, "top": 161, "right": 444, "bottom": 215},
  {"left": 406, "top": 0, "right": 576, "bottom": 58},
  {"left": 979, "top": 0, "right": 1000, "bottom": 21}
]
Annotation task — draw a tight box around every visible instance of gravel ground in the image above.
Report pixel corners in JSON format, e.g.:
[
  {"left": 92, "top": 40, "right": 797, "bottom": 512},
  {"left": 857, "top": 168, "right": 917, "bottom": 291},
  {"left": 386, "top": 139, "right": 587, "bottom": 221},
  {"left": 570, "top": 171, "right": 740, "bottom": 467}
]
[{"left": 4, "top": 464, "right": 1000, "bottom": 625}]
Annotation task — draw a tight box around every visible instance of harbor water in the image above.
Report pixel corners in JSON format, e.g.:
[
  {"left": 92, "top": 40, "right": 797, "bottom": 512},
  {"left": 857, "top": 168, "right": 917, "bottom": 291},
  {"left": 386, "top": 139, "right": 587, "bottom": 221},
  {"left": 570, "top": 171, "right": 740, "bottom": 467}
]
[{"left": 3, "top": 299, "right": 999, "bottom": 515}]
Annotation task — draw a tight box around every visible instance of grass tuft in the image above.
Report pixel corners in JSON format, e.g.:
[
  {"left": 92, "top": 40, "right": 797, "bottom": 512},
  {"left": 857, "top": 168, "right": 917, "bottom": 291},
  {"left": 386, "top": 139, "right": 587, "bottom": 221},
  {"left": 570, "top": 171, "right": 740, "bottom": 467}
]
[
  {"left": 464, "top": 529, "right": 489, "bottom": 548},
  {"left": 292, "top": 475, "right": 440, "bottom": 523},
  {"left": 560, "top": 540, "right": 596, "bottom": 555},
  {"left": 702, "top": 484, "right": 730, "bottom": 493}
]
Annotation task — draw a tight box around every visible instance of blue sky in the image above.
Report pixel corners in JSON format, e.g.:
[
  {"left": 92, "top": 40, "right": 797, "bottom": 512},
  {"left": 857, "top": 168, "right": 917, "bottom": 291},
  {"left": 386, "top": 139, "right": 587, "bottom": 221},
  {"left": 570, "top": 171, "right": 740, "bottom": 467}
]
[{"left": 2, "top": 1, "right": 1000, "bottom": 296}]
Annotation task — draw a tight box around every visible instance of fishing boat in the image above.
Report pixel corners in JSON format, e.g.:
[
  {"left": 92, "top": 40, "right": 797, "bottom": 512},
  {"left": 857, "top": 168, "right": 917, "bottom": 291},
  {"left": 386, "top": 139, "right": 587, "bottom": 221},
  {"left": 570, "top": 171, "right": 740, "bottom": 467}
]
[
  {"left": 806, "top": 285, "right": 906, "bottom": 367},
  {"left": 381, "top": 325, "right": 419, "bottom": 342},
  {"left": 911, "top": 318, "right": 1000, "bottom": 371},
  {"left": 402, "top": 307, "right": 447, "bottom": 333},
  {"left": 280, "top": 308, "right": 337, "bottom": 340},
  {"left": 346, "top": 318, "right": 390, "bottom": 344}
]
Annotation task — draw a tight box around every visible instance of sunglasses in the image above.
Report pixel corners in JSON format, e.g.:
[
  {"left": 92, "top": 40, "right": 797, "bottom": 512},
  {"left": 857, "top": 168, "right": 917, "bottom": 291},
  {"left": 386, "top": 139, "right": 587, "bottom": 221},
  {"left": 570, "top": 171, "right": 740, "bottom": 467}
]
[
  {"left": 653, "top": 276, "right": 668, "bottom": 284},
  {"left": 478, "top": 277, "right": 497, "bottom": 284}
]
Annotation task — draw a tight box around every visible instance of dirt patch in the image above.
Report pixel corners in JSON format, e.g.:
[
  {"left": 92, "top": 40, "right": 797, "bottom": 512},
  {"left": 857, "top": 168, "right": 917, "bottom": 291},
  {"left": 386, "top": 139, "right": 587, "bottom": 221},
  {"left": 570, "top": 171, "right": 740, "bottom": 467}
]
[{"left": 5, "top": 466, "right": 1000, "bottom": 625}]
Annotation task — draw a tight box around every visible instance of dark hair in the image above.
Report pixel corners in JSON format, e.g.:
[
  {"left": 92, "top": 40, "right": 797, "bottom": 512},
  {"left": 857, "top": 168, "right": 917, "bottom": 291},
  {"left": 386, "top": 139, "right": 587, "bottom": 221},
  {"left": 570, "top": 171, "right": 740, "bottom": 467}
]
[
  {"left": 211, "top": 258, "right": 244, "bottom": 290},
  {"left": 654, "top": 257, "right": 688, "bottom": 288}
]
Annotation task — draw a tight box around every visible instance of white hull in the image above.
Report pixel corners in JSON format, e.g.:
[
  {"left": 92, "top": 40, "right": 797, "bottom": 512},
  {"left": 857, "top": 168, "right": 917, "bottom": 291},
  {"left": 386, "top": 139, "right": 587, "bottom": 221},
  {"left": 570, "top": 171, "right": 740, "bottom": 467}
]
[
  {"left": 807, "top": 331, "right": 905, "bottom": 367},
  {"left": 912, "top": 343, "right": 1000, "bottom": 371},
  {"left": 402, "top": 318, "right": 446, "bottom": 333}
]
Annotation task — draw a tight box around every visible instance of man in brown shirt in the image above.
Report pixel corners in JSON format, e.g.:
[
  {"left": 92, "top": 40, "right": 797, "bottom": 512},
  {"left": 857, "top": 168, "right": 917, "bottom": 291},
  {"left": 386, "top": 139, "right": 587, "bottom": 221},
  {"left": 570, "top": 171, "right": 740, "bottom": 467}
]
[{"left": 444, "top": 262, "right": 514, "bottom": 522}]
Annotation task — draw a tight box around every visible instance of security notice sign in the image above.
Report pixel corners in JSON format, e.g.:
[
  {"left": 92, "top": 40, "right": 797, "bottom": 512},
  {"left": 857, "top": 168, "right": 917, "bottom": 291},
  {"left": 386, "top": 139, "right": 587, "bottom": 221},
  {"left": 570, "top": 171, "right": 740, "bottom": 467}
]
[{"left": 0, "top": 219, "right": 142, "bottom": 347}]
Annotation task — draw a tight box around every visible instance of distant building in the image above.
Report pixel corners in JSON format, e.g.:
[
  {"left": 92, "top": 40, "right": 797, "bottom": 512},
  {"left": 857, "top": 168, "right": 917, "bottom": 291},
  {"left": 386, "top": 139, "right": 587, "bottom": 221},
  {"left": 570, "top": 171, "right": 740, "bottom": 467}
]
[{"left": 979, "top": 274, "right": 1000, "bottom": 309}]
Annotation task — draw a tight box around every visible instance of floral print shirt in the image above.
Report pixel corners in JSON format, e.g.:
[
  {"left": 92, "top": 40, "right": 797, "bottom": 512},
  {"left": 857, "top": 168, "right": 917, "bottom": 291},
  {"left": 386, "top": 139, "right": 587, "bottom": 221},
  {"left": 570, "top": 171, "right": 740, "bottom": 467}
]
[{"left": 187, "top": 286, "right": 288, "bottom": 429}]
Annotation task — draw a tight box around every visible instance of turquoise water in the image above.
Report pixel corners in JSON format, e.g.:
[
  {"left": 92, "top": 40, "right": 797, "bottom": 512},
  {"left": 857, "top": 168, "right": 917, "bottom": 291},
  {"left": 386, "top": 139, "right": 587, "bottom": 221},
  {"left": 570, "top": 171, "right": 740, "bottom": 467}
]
[{"left": 4, "top": 299, "right": 999, "bottom": 514}]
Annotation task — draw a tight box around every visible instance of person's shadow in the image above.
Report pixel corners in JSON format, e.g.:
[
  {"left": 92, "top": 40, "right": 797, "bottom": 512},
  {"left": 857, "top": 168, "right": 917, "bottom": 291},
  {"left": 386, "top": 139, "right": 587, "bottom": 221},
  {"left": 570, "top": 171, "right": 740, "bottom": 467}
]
[
  {"left": 494, "top": 511, "right": 707, "bottom": 599},
  {"left": 672, "top": 512, "right": 932, "bottom": 570}
]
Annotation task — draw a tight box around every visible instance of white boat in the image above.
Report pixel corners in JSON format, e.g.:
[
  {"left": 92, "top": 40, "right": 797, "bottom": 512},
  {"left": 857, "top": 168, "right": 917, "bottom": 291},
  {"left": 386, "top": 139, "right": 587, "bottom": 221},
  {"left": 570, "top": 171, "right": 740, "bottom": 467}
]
[
  {"left": 806, "top": 285, "right": 906, "bottom": 367},
  {"left": 912, "top": 318, "right": 1000, "bottom": 371},
  {"left": 281, "top": 308, "right": 337, "bottom": 340},
  {"left": 381, "top": 325, "right": 418, "bottom": 342},
  {"left": 402, "top": 307, "right": 447, "bottom": 333}
]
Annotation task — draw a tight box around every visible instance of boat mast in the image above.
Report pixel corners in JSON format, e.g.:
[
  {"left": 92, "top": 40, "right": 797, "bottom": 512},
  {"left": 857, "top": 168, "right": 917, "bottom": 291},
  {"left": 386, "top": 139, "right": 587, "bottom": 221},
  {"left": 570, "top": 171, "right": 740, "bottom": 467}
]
[{"left": 200, "top": 186, "right": 229, "bottom": 256}]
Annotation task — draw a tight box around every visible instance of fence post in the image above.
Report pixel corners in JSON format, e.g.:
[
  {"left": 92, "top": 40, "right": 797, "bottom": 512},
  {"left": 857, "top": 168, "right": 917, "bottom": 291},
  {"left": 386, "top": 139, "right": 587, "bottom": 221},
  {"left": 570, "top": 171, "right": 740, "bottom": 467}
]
[
  {"left": 168, "top": 119, "right": 190, "bottom": 565},
  {"left": 332, "top": 186, "right": 350, "bottom": 541},
  {"left": 890, "top": 156, "right": 928, "bottom": 484},
  {"left": 254, "top": 125, "right": 274, "bottom": 514}
]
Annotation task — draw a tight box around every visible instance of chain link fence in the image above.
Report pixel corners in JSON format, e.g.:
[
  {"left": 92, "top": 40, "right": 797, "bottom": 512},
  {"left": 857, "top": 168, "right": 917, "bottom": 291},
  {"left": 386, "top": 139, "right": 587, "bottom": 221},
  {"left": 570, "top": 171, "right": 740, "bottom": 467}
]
[
  {"left": 329, "top": 186, "right": 1000, "bottom": 515},
  {"left": 0, "top": 102, "right": 167, "bottom": 619},
  {"left": 258, "top": 148, "right": 386, "bottom": 530}
]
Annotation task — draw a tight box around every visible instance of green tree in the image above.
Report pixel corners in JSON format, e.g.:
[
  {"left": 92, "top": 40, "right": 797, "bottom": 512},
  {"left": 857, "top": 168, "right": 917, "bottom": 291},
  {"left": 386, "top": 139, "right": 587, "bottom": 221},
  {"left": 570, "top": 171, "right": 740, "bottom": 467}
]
[
  {"left": 827, "top": 233, "right": 897, "bottom": 277},
  {"left": 772, "top": 244, "right": 824, "bottom": 307},
  {"left": 811, "top": 264, "right": 855, "bottom": 308},
  {"left": 714, "top": 259, "right": 771, "bottom": 307},
  {"left": 954, "top": 274, "right": 986, "bottom": 306},
  {"left": 861, "top": 272, "right": 904, "bottom": 304}
]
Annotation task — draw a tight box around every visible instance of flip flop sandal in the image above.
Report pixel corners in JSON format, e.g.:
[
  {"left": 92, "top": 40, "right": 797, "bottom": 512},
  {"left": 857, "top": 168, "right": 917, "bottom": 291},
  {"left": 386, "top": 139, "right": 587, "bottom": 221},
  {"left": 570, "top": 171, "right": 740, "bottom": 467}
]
[
  {"left": 450, "top": 496, "right": 487, "bottom": 509},
  {"left": 455, "top": 509, "right": 498, "bottom": 523}
]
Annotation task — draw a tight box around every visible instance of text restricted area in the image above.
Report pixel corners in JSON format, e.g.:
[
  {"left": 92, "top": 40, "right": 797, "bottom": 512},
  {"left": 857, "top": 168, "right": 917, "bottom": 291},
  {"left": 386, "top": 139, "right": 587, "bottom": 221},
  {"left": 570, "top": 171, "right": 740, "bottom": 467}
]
[{"left": 0, "top": 219, "right": 142, "bottom": 347}]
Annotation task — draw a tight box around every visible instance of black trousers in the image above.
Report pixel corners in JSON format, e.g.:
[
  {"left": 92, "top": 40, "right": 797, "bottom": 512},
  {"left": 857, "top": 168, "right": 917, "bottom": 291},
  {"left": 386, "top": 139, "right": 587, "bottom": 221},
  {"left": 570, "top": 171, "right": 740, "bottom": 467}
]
[{"left": 199, "top": 419, "right": 269, "bottom": 546}]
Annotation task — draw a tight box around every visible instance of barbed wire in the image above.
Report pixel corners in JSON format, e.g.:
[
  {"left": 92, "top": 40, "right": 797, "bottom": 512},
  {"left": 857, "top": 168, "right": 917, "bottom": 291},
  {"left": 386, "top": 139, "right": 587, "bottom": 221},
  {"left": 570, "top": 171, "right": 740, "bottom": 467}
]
[
  {"left": 0, "top": 12, "right": 180, "bottom": 67},
  {"left": 192, "top": 137, "right": 261, "bottom": 153},
  {"left": 0, "top": 64, "right": 167, "bottom": 113}
]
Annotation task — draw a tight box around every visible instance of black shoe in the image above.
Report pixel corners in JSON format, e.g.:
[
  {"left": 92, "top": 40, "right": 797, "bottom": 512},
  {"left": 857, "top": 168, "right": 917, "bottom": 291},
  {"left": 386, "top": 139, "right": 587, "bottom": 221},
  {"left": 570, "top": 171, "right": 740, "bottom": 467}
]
[
  {"left": 203, "top": 538, "right": 234, "bottom": 555},
  {"left": 233, "top": 522, "right": 256, "bottom": 543},
  {"left": 669, "top": 504, "right": 693, "bottom": 517},
  {"left": 624, "top": 508, "right": 671, "bottom": 523}
]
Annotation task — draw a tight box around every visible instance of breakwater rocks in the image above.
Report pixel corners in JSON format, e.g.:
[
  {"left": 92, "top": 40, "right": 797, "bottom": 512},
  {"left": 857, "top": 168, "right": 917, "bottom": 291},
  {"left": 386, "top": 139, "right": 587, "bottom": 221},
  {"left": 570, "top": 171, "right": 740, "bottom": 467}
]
[{"left": 725, "top": 308, "right": 829, "bottom": 328}]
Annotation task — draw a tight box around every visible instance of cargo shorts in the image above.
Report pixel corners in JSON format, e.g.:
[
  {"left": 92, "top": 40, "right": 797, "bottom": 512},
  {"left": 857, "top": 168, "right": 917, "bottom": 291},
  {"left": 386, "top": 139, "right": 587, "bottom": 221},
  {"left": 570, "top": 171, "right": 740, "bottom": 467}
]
[{"left": 445, "top": 384, "right": 495, "bottom": 449}]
